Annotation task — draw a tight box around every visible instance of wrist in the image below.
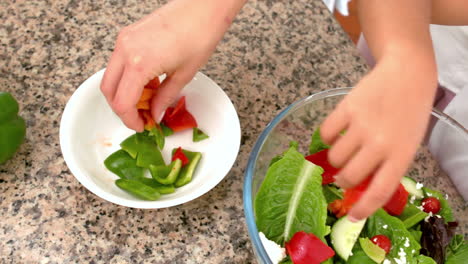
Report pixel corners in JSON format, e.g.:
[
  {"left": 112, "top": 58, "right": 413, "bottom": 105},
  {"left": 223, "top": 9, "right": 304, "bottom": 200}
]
[{"left": 379, "top": 43, "right": 438, "bottom": 87}]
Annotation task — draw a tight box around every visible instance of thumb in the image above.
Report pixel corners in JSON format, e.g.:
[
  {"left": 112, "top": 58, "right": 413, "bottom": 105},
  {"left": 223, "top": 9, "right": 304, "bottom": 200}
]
[{"left": 151, "top": 73, "right": 192, "bottom": 123}]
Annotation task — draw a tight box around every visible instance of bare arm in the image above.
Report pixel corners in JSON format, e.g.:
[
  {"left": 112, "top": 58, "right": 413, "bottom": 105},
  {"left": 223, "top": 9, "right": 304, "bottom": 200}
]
[{"left": 431, "top": 0, "right": 468, "bottom": 25}]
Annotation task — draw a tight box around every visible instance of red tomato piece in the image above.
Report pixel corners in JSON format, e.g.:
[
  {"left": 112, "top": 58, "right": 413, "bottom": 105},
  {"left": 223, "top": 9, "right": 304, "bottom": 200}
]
[
  {"left": 305, "top": 149, "right": 340, "bottom": 185},
  {"left": 371, "top": 235, "right": 392, "bottom": 254},
  {"left": 383, "top": 183, "right": 409, "bottom": 216},
  {"left": 421, "top": 197, "right": 441, "bottom": 214},
  {"left": 172, "top": 147, "right": 189, "bottom": 166},
  {"left": 285, "top": 231, "right": 335, "bottom": 264},
  {"left": 162, "top": 97, "right": 198, "bottom": 132}
]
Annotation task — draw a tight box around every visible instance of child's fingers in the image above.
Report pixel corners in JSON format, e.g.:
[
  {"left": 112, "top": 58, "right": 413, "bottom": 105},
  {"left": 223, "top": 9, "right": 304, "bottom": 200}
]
[
  {"left": 100, "top": 51, "right": 125, "bottom": 103},
  {"left": 334, "top": 146, "right": 383, "bottom": 189},
  {"left": 320, "top": 101, "right": 349, "bottom": 145},
  {"left": 151, "top": 72, "right": 192, "bottom": 123},
  {"left": 111, "top": 66, "right": 145, "bottom": 132},
  {"left": 347, "top": 161, "right": 401, "bottom": 221},
  {"left": 327, "top": 127, "right": 362, "bottom": 168}
]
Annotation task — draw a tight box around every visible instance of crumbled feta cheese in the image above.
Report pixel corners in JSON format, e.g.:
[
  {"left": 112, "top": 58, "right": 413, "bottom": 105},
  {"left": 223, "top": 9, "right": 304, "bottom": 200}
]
[
  {"left": 383, "top": 259, "right": 392, "bottom": 264},
  {"left": 427, "top": 192, "right": 433, "bottom": 197},
  {"left": 416, "top": 182, "right": 423, "bottom": 190},
  {"left": 259, "top": 232, "right": 286, "bottom": 264},
  {"left": 404, "top": 237, "right": 410, "bottom": 248},
  {"left": 383, "top": 225, "right": 388, "bottom": 229},
  {"left": 394, "top": 248, "right": 407, "bottom": 264},
  {"left": 349, "top": 251, "right": 353, "bottom": 256},
  {"left": 417, "top": 205, "right": 424, "bottom": 211},
  {"left": 445, "top": 193, "right": 449, "bottom": 200},
  {"left": 435, "top": 214, "right": 442, "bottom": 218},
  {"left": 412, "top": 249, "right": 416, "bottom": 254},
  {"left": 410, "top": 195, "right": 416, "bottom": 204},
  {"left": 425, "top": 212, "right": 434, "bottom": 222}
]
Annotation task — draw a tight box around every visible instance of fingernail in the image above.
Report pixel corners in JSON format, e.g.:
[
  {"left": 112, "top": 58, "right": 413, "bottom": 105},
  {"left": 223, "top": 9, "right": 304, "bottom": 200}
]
[{"left": 348, "top": 215, "right": 360, "bottom": 223}]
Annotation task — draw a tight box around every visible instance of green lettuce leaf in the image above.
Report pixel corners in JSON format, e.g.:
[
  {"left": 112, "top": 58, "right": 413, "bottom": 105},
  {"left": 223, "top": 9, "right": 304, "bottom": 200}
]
[
  {"left": 446, "top": 235, "right": 468, "bottom": 264},
  {"left": 308, "top": 128, "right": 330, "bottom": 155},
  {"left": 417, "top": 255, "right": 437, "bottom": 264},
  {"left": 398, "top": 203, "right": 428, "bottom": 229},
  {"left": 364, "top": 209, "right": 421, "bottom": 263},
  {"left": 254, "top": 146, "right": 327, "bottom": 245},
  {"left": 422, "top": 187, "right": 454, "bottom": 222}
]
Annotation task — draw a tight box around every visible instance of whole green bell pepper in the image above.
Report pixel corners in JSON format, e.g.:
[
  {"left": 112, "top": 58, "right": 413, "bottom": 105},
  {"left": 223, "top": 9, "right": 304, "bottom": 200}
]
[{"left": 0, "top": 92, "right": 26, "bottom": 164}]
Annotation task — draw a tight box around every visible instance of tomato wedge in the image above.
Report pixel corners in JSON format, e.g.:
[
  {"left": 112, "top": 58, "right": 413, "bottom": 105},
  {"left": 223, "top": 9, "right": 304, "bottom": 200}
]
[
  {"left": 285, "top": 231, "right": 335, "bottom": 264},
  {"left": 162, "top": 96, "right": 198, "bottom": 132},
  {"left": 305, "top": 149, "right": 340, "bottom": 185}
]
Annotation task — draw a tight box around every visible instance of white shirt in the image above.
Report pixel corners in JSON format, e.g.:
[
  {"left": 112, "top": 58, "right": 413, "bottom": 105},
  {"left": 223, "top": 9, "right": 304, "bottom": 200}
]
[
  {"left": 430, "top": 25, "right": 468, "bottom": 94},
  {"left": 322, "top": 0, "right": 351, "bottom": 16}
]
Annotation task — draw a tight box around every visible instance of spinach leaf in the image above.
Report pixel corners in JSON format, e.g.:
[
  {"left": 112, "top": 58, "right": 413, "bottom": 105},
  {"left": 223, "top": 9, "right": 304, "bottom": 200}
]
[
  {"left": 422, "top": 187, "right": 454, "bottom": 222},
  {"left": 399, "top": 203, "right": 428, "bottom": 229},
  {"left": 364, "top": 209, "right": 420, "bottom": 263},
  {"left": 255, "top": 146, "right": 327, "bottom": 245},
  {"left": 308, "top": 128, "right": 330, "bottom": 155},
  {"left": 417, "top": 255, "right": 437, "bottom": 264}
]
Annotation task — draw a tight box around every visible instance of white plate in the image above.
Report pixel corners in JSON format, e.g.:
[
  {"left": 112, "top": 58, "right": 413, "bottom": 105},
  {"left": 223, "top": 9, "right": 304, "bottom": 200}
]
[{"left": 60, "top": 69, "right": 241, "bottom": 209}]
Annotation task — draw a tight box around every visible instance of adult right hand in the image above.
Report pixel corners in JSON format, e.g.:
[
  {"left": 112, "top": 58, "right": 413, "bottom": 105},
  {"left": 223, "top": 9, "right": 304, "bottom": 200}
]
[{"left": 100, "top": 0, "right": 246, "bottom": 131}]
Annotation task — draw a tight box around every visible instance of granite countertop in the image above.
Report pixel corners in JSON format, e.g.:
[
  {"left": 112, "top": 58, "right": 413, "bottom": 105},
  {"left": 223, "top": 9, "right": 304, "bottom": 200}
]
[{"left": 1, "top": 0, "right": 464, "bottom": 263}]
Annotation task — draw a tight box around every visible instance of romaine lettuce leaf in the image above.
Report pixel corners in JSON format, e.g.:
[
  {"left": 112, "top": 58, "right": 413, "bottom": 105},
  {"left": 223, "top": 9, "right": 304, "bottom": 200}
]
[{"left": 255, "top": 146, "right": 327, "bottom": 245}]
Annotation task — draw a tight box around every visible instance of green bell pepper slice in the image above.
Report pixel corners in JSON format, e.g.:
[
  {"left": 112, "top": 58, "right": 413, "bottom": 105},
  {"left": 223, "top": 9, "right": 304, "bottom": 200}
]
[
  {"left": 115, "top": 179, "right": 161, "bottom": 200},
  {"left": 0, "top": 92, "right": 26, "bottom": 164},
  {"left": 120, "top": 132, "right": 165, "bottom": 168},
  {"left": 192, "top": 127, "right": 209, "bottom": 142},
  {"left": 150, "top": 159, "right": 182, "bottom": 185},
  {"left": 104, "top": 149, "right": 144, "bottom": 179},
  {"left": 137, "top": 177, "right": 176, "bottom": 194},
  {"left": 161, "top": 124, "right": 174, "bottom": 137},
  {"left": 171, "top": 148, "right": 202, "bottom": 187}
]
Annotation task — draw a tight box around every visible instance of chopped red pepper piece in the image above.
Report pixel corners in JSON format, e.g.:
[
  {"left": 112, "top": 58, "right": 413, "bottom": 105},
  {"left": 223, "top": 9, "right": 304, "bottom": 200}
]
[
  {"left": 285, "top": 231, "right": 335, "bottom": 264},
  {"left": 140, "top": 88, "right": 155, "bottom": 101},
  {"left": 172, "top": 147, "right": 189, "bottom": 166},
  {"left": 383, "top": 183, "right": 409, "bottom": 216},
  {"left": 145, "top": 77, "right": 161, "bottom": 90},
  {"left": 136, "top": 100, "right": 150, "bottom": 110},
  {"left": 140, "top": 110, "right": 156, "bottom": 130},
  {"left": 328, "top": 177, "right": 408, "bottom": 217},
  {"left": 305, "top": 149, "right": 340, "bottom": 185},
  {"left": 162, "top": 96, "right": 198, "bottom": 132}
]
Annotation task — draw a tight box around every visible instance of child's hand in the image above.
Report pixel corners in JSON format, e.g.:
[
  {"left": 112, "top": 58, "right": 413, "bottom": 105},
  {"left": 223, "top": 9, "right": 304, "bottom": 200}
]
[
  {"left": 320, "top": 53, "right": 437, "bottom": 221},
  {"left": 100, "top": 0, "right": 244, "bottom": 131}
]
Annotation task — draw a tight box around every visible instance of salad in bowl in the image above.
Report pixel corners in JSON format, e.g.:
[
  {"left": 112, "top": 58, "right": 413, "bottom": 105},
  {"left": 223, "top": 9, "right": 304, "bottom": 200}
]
[{"left": 243, "top": 88, "right": 467, "bottom": 264}]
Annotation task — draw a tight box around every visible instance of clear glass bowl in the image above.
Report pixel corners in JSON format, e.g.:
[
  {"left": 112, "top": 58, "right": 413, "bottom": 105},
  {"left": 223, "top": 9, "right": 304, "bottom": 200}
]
[{"left": 243, "top": 88, "right": 468, "bottom": 263}]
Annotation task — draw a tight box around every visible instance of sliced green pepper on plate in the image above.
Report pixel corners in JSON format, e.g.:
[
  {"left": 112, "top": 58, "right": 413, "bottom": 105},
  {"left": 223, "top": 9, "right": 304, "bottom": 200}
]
[{"left": 0, "top": 92, "right": 26, "bottom": 164}]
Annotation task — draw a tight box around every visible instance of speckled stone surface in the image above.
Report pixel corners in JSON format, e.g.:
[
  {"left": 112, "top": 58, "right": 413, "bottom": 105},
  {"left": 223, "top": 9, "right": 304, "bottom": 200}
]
[{"left": 1, "top": 0, "right": 464, "bottom": 263}]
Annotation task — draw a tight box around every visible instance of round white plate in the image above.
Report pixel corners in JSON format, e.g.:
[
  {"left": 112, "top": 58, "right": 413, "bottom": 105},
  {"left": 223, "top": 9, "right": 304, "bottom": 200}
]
[{"left": 60, "top": 69, "right": 241, "bottom": 209}]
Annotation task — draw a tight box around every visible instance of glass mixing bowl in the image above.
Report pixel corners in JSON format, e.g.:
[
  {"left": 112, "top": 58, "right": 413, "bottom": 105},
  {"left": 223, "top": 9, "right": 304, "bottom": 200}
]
[{"left": 243, "top": 88, "right": 468, "bottom": 263}]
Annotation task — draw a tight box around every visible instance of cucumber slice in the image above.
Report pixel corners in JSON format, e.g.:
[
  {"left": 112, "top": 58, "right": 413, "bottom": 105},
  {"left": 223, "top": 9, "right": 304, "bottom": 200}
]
[
  {"left": 359, "top": 237, "right": 386, "bottom": 263},
  {"left": 331, "top": 216, "right": 367, "bottom": 261},
  {"left": 400, "top": 176, "right": 424, "bottom": 199}
]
